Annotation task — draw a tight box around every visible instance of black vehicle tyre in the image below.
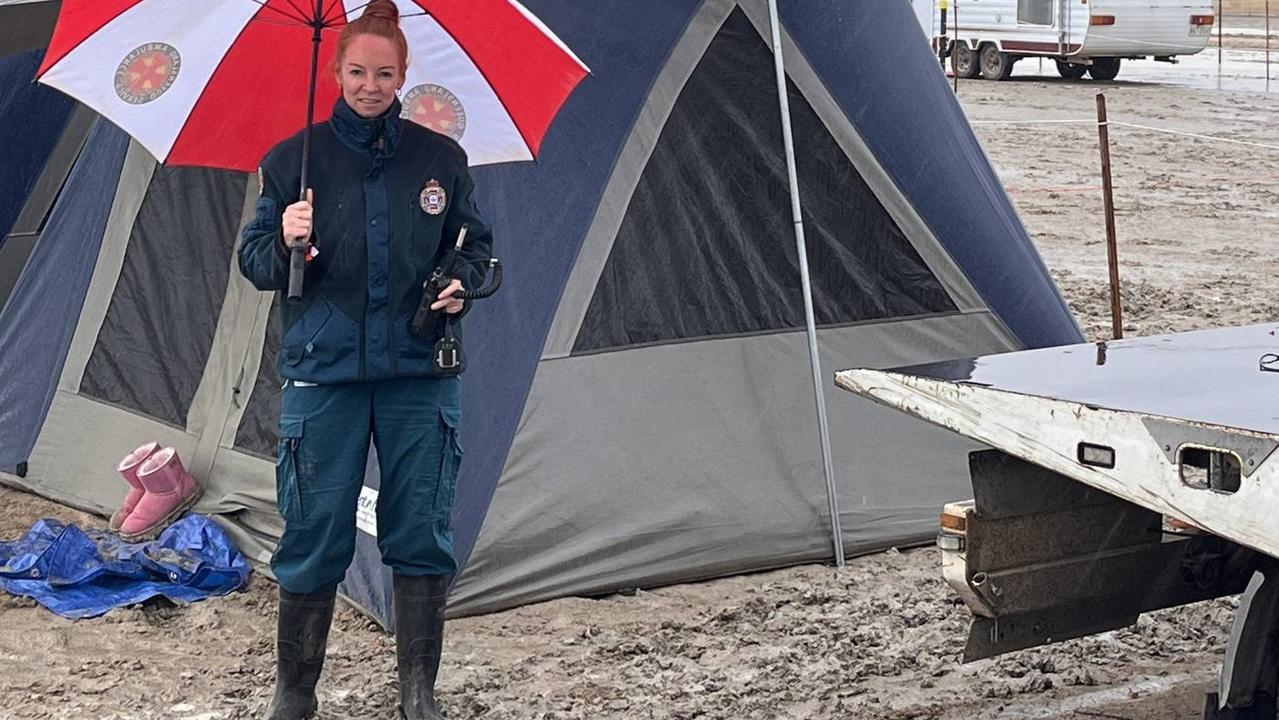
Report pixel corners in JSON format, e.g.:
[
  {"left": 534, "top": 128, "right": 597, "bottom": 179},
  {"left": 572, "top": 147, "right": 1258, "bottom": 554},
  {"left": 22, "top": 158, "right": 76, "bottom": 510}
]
[
  {"left": 952, "top": 42, "right": 980, "bottom": 79},
  {"left": 979, "top": 44, "right": 1014, "bottom": 81},
  {"left": 1055, "top": 59, "right": 1088, "bottom": 80},
  {"left": 1087, "top": 57, "right": 1122, "bottom": 81}
]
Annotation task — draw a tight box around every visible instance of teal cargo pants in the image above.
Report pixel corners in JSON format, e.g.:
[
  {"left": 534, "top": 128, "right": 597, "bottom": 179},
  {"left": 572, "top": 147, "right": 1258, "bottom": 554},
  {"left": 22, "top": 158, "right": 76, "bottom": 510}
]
[{"left": 271, "top": 376, "right": 463, "bottom": 594}]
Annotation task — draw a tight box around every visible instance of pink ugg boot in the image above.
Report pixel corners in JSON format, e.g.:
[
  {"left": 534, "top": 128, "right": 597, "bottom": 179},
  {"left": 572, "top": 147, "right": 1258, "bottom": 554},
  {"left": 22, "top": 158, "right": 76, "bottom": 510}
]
[
  {"left": 110, "top": 441, "right": 160, "bottom": 531},
  {"left": 119, "top": 446, "right": 202, "bottom": 542}
]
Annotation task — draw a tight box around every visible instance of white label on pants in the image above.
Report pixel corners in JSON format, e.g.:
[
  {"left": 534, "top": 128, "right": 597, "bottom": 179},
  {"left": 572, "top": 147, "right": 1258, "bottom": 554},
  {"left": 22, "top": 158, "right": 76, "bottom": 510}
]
[{"left": 356, "top": 485, "right": 379, "bottom": 537}]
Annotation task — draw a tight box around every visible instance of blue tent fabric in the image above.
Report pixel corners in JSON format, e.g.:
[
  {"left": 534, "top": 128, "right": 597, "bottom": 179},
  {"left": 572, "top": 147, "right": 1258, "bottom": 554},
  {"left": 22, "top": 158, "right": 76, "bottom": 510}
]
[
  {"left": 0, "top": 49, "right": 75, "bottom": 248},
  {"left": 0, "top": 515, "right": 251, "bottom": 619},
  {"left": 0, "top": 119, "right": 129, "bottom": 472}
]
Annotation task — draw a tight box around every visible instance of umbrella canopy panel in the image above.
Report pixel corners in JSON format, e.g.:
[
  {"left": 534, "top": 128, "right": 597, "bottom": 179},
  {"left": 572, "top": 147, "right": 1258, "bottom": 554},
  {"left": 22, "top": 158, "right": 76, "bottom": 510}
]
[{"left": 37, "top": 0, "right": 588, "bottom": 170}]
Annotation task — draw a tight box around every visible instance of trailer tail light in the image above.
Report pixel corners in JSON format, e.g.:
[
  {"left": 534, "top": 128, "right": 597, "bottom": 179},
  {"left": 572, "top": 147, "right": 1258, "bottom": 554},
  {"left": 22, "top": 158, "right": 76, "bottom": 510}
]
[
  {"left": 938, "top": 501, "right": 971, "bottom": 553},
  {"left": 1190, "top": 15, "right": 1215, "bottom": 25},
  {"left": 1077, "top": 442, "right": 1116, "bottom": 468},
  {"left": 1091, "top": 15, "right": 1116, "bottom": 26}
]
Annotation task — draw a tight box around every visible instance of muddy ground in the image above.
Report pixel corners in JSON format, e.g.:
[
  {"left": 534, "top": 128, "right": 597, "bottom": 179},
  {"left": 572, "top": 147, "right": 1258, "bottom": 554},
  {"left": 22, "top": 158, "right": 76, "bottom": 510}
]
[{"left": 3, "top": 37, "right": 1279, "bottom": 720}]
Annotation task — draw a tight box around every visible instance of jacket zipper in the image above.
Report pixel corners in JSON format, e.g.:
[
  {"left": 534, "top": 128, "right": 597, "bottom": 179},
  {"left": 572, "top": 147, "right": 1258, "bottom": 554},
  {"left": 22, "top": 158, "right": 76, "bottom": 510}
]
[{"left": 386, "top": 177, "right": 400, "bottom": 377}]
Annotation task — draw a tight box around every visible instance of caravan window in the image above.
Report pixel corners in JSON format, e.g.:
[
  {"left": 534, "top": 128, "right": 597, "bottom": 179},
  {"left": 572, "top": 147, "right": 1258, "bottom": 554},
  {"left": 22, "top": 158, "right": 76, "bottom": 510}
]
[{"left": 1017, "top": 0, "right": 1054, "bottom": 25}]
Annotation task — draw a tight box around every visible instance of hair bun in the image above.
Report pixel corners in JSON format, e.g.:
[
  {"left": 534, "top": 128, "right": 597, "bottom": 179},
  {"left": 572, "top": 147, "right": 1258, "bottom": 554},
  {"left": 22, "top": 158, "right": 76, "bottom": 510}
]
[{"left": 362, "top": 0, "right": 400, "bottom": 23}]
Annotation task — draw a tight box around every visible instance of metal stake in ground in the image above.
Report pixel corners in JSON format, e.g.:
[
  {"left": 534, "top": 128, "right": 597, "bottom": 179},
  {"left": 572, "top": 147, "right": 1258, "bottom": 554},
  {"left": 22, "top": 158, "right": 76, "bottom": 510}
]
[
  {"left": 1095, "top": 93, "right": 1123, "bottom": 340},
  {"left": 938, "top": 0, "right": 949, "bottom": 69},
  {"left": 953, "top": 0, "right": 960, "bottom": 93}
]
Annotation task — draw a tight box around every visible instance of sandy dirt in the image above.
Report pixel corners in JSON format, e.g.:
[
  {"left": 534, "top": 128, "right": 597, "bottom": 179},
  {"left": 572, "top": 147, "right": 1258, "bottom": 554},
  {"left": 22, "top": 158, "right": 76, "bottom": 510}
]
[{"left": 3, "top": 42, "right": 1279, "bottom": 720}]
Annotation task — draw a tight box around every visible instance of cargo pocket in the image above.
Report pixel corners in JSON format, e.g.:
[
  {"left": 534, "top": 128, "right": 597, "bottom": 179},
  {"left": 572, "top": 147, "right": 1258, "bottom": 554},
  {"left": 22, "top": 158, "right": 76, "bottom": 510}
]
[
  {"left": 430, "top": 406, "right": 463, "bottom": 517},
  {"left": 276, "top": 417, "right": 306, "bottom": 523}
]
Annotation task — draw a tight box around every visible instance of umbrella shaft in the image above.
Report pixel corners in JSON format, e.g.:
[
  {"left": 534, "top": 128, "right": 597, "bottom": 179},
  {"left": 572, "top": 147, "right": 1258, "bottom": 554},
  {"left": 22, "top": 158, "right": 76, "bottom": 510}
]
[
  {"left": 289, "top": 0, "right": 326, "bottom": 303},
  {"left": 298, "top": 0, "right": 325, "bottom": 202}
]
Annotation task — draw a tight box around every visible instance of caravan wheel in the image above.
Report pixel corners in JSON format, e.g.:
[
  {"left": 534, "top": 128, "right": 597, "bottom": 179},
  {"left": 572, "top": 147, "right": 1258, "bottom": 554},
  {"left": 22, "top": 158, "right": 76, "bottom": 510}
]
[
  {"left": 951, "top": 43, "right": 980, "bottom": 79},
  {"left": 1087, "top": 57, "right": 1122, "bottom": 81},
  {"left": 1055, "top": 60, "right": 1087, "bottom": 80},
  {"left": 979, "top": 45, "right": 1014, "bottom": 81}
]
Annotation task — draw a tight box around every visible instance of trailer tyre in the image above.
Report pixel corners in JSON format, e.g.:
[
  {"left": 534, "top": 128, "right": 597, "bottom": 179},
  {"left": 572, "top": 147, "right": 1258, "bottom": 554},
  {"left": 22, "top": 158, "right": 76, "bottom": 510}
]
[
  {"left": 1087, "top": 57, "right": 1122, "bottom": 81},
  {"left": 1055, "top": 60, "right": 1088, "bottom": 80},
  {"left": 979, "top": 45, "right": 1014, "bottom": 81},
  {"left": 952, "top": 42, "right": 980, "bottom": 79}
]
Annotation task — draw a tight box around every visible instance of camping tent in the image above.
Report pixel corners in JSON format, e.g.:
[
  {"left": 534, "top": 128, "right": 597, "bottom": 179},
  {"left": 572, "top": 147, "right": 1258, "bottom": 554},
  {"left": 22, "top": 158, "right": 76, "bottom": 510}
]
[{"left": 0, "top": 0, "right": 1082, "bottom": 624}]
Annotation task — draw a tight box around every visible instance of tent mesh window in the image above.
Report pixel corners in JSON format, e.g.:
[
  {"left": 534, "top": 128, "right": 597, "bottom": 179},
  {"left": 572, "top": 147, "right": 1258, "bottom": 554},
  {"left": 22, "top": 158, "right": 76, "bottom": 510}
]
[
  {"left": 79, "top": 168, "right": 245, "bottom": 428},
  {"left": 233, "top": 300, "right": 282, "bottom": 458},
  {"left": 572, "top": 8, "right": 956, "bottom": 355}
]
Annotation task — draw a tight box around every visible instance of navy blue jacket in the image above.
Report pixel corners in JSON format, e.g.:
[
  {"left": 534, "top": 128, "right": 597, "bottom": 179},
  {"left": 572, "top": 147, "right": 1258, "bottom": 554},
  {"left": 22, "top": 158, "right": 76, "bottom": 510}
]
[{"left": 238, "top": 98, "right": 492, "bottom": 383}]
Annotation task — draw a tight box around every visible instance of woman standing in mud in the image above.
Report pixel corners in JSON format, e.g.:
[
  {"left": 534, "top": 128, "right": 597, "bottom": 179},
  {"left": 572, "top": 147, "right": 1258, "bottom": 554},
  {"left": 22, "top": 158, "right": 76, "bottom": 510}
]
[{"left": 238, "top": 2, "right": 492, "bottom": 718}]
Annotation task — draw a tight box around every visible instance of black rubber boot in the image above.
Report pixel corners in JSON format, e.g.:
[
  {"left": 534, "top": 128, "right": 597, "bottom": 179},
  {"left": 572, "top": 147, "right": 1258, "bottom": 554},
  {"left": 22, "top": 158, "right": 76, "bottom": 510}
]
[
  {"left": 1203, "top": 691, "right": 1278, "bottom": 719},
  {"left": 264, "top": 585, "right": 336, "bottom": 720},
  {"left": 394, "top": 574, "right": 450, "bottom": 720}
]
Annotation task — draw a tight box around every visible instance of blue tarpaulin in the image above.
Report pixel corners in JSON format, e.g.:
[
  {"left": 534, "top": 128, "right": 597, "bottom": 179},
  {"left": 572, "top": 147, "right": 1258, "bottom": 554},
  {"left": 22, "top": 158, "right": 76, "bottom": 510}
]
[{"left": 0, "top": 515, "right": 251, "bottom": 618}]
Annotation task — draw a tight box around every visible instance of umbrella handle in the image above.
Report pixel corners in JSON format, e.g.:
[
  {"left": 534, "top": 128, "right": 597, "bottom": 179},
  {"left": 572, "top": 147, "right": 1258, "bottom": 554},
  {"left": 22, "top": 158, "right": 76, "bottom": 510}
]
[{"left": 287, "top": 243, "right": 306, "bottom": 303}]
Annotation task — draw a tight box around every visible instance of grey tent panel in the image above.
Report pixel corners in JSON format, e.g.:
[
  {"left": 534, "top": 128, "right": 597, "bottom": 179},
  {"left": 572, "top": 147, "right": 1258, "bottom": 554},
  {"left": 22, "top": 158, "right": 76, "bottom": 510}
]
[
  {"left": 0, "top": 234, "right": 39, "bottom": 316},
  {"left": 233, "top": 297, "right": 282, "bottom": 459},
  {"left": 0, "top": 0, "right": 58, "bottom": 59},
  {"left": 453, "top": 310, "right": 1016, "bottom": 615}
]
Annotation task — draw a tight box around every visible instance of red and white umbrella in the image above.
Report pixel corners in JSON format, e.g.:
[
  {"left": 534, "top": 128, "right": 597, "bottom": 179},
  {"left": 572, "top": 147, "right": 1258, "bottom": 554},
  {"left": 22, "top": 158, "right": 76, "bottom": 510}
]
[{"left": 36, "top": 0, "right": 589, "bottom": 171}]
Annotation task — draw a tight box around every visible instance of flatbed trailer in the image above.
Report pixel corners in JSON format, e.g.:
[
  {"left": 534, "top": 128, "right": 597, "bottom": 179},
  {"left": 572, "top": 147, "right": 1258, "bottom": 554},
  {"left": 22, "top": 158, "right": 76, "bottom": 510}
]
[{"left": 836, "top": 324, "right": 1279, "bottom": 718}]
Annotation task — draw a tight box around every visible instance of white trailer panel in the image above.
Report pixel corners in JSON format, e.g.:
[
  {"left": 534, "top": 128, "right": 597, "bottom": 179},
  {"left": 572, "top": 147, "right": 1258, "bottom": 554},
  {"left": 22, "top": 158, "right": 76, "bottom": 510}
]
[{"left": 911, "top": 0, "right": 1215, "bottom": 79}]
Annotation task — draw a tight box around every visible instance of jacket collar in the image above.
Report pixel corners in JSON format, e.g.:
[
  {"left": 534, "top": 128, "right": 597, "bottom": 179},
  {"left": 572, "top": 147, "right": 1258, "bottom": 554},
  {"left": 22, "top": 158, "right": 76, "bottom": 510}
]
[{"left": 329, "top": 96, "right": 402, "bottom": 167}]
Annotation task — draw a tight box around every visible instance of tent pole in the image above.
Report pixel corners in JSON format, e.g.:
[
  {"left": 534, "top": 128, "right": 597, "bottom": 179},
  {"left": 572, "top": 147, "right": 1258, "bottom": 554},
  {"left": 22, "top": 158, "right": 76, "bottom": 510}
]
[{"left": 766, "top": 0, "right": 845, "bottom": 567}]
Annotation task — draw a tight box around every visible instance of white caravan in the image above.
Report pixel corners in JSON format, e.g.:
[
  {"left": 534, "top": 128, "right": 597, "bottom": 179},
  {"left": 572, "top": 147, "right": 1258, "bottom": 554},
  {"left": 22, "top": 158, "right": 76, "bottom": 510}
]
[{"left": 911, "top": 0, "right": 1216, "bottom": 81}]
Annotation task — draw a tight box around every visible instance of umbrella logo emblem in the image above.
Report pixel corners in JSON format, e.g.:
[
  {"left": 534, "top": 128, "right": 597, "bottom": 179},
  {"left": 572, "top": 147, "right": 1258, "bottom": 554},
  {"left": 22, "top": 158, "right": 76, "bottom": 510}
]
[
  {"left": 114, "top": 43, "right": 181, "bottom": 105},
  {"left": 401, "top": 84, "right": 467, "bottom": 141}
]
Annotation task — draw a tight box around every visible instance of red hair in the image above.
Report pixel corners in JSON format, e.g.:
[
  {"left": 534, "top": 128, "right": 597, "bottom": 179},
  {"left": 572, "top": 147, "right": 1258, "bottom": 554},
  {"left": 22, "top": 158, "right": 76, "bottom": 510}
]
[{"left": 335, "top": 0, "right": 409, "bottom": 73}]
